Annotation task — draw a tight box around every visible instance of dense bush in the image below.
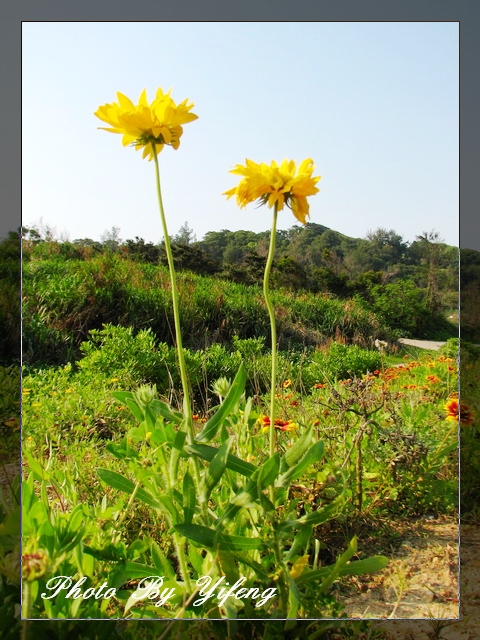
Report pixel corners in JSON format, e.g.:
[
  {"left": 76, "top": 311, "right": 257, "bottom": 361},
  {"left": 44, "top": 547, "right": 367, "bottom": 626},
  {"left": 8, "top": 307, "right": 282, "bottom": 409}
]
[{"left": 356, "top": 280, "right": 457, "bottom": 340}]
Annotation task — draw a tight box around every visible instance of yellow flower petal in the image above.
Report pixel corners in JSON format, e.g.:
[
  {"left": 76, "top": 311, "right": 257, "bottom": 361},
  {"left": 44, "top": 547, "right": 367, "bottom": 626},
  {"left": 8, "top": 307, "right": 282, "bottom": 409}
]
[
  {"left": 224, "top": 158, "right": 320, "bottom": 224},
  {"left": 95, "top": 87, "right": 198, "bottom": 160},
  {"left": 290, "top": 554, "right": 310, "bottom": 579}
]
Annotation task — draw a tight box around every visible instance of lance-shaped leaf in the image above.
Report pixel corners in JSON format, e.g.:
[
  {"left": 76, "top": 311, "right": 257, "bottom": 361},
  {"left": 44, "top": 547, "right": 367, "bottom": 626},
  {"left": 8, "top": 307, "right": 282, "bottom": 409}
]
[
  {"left": 150, "top": 398, "right": 183, "bottom": 424},
  {"left": 287, "top": 573, "right": 301, "bottom": 620},
  {"left": 195, "top": 364, "right": 246, "bottom": 442},
  {"left": 174, "top": 523, "right": 263, "bottom": 552},
  {"left": 256, "top": 453, "right": 280, "bottom": 492},
  {"left": 185, "top": 443, "right": 256, "bottom": 478},
  {"left": 297, "top": 551, "right": 389, "bottom": 586},
  {"left": 112, "top": 391, "right": 134, "bottom": 404},
  {"left": 199, "top": 437, "right": 233, "bottom": 503},
  {"left": 108, "top": 561, "right": 172, "bottom": 589},
  {"left": 182, "top": 471, "right": 196, "bottom": 525},
  {"left": 279, "top": 496, "right": 344, "bottom": 532},
  {"left": 280, "top": 423, "right": 315, "bottom": 472},
  {"left": 275, "top": 441, "right": 324, "bottom": 488},
  {"left": 318, "top": 535, "right": 358, "bottom": 594},
  {"left": 150, "top": 540, "right": 177, "bottom": 580},
  {"left": 169, "top": 427, "right": 188, "bottom": 480},
  {"left": 217, "top": 454, "right": 280, "bottom": 526},
  {"left": 124, "top": 398, "right": 145, "bottom": 423},
  {"left": 284, "top": 525, "right": 313, "bottom": 562},
  {"left": 97, "top": 468, "right": 178, "bottom": 523}
]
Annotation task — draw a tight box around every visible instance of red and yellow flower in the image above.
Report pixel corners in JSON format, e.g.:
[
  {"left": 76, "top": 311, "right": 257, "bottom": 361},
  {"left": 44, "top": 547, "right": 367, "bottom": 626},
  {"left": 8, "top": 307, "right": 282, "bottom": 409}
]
[
  {"left": 445, "top": 396, "right": 475, "bottom": 425},
  {"left": 257, "top": 415, "right": 298, "bottom": 433}
]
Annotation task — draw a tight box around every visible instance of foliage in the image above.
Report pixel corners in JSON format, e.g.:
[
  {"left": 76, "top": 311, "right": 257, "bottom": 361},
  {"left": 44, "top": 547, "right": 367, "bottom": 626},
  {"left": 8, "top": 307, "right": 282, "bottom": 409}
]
[
  {"left": 22, "top": 256, "right": 390, "bottom": 368},
  {"left": 355, "top": 280, "right": 457, "bottom": 340},
  {"left": 17, "top": 225, "right": 461, "bottom": 626},
  {"left": 0, "top": 365, "right": 20, "bottom": 461},
  {"left": 21, "top": 334, "right": 458, "bottom": 620}
]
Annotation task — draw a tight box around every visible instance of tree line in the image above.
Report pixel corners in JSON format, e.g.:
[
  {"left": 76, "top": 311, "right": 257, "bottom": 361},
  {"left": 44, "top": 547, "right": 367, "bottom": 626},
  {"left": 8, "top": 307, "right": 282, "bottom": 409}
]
[{"left": 21, "top": 221, "right": 458, "bottom": 311}]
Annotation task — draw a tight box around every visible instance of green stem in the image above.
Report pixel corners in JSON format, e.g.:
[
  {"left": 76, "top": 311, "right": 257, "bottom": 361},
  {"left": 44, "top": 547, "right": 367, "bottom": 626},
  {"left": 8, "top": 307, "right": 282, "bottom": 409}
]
[
  {"left": 151, "top": 145, "right": 194, "bottom": 444},
  {"left": 263, "top": 204, "right": 279, "bottom": 459},
  {"left": 22, "top": 581, "right": 30, "bottom": 623},
  {"left": 173, "top": 532, "right": 193, "bottom": 592},
  {"left": 113, "top": 480, "right": 141, "bottom": 538}
]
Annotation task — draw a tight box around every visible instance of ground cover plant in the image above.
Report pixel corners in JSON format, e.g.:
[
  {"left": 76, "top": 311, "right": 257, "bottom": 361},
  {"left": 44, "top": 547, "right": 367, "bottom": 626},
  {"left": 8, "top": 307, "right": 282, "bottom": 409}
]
[
  {"left": 20, "top": 333, "right": 459, "bottom": 623},
  {"left": 18, "top": 83, "right": 460, "bottom": 635}
]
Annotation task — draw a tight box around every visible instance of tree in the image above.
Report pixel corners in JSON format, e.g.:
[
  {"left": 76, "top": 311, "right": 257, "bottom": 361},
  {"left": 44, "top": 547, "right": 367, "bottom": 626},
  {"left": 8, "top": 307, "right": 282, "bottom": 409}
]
[
  {"left": 174, "top": 221, "right": 197, "bottom": 246},
  {"left": 363, "top": 228, "right": 408, "bottom": 270},
  {"left": 412, "top": 230, "right": 445, "bottom": 313},
  {"left": 101, "top": 226, "right": 122, "bottom": 252},
  {"left": 124, "top": 236, "right": 161, "bottom": 263}
]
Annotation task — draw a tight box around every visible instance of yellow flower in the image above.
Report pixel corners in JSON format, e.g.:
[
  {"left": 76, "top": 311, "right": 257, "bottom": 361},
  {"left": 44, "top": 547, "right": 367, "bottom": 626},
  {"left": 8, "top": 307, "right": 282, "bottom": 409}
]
[
  {"left": 94, "top": 88, "right": 198, "bottom": 161},
  {"left": 289, "top": 554, "right": 310, "bottom": 579},
  {"left": 224, "top": 158, "right": 321, "bottom": 224}
]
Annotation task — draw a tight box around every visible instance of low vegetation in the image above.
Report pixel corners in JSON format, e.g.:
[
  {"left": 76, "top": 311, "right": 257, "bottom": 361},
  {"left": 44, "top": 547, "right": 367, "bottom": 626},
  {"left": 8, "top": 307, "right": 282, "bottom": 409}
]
[{"left": 0, "top": 228, "right": 476, "bottom": 639}]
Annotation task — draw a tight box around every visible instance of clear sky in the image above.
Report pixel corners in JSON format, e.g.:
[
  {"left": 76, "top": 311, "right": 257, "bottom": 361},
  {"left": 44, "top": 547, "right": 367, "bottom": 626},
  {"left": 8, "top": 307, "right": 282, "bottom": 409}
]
[{"left": 22, "top": 21, "right": 458, "bottom": 247}]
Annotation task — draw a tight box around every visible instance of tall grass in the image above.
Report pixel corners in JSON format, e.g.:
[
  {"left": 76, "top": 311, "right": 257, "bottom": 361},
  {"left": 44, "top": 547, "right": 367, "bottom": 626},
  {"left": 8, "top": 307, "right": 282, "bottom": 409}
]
[{"left": 22, "top": 255, "right": 387, "bottom": 367}]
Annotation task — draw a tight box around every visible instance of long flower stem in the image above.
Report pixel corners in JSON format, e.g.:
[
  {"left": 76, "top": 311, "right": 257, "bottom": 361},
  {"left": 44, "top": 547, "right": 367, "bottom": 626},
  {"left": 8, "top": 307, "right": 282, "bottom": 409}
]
[
  {"left": 263, "top": 204, "right": 279, "bottom": 459},
  {"left": 151, "top": 146, "right": 194, "bottom": 444}
]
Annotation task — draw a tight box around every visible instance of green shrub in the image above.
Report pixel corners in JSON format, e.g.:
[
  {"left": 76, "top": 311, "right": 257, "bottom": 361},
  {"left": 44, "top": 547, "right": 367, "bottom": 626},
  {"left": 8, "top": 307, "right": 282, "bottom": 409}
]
[
  {"left": 77, "top": 325, "right": 169, "bottom": 389},
  {"left": 301, "top": 342, "right": 382, "bottom": 388}
]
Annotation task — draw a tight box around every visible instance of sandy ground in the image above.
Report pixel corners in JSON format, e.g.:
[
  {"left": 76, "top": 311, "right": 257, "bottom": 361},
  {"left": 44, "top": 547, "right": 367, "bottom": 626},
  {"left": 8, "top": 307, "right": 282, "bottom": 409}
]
[
  {"left": 338, "top": 516, "right": 459, "bottom": 620},
  {"left": 371, "top": 523, "right": 480, "bottom": 640}
]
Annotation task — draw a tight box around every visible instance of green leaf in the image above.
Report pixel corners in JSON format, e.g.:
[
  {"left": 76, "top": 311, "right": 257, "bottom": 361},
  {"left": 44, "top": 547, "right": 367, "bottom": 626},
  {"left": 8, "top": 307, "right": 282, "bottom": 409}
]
[
  {"left": 287, "top": 574, "right": 301, "bottom": 620},
  {"left": 195, "top": 364, "right": 246, "bottom": 442},
  {"left": 182, "top": 472, "right": 196, "bottom": 525},
  {"left": 97, "top": 469, "right": 164, "bottom": 510},
  {"left": 150, "top": 399, "right": 183, "bottom": 424},
  {"left": 280, "top": 497, "right": 343, "bottom": 532},
  {"left": 275, "top": 441, "right": 324, "bottom": 488},
  {"left": 109, "top": 561, "right": 168, "bottom": 589},
  {"left": 281, "top": 423, "right": 315, "bottom": 471},
  {"left": 255, "top": 453, "right": 280, "bottom": 490},
  {"left": 297, "top": 554, "right": 389, "bottom": 585},
  {"left": 150, "top": 540, "right": 177, "bottom": 580},
  {"left": 217, "top": 454, "right": 280, "bottom": 526},
  {"left": 199, "top": 437, "right": 233, "bottom": 503},
  {"left": 217, "top": 550, "right": 240, "bottom": 584},
  {"left": 185, "top": 443, "right": 256, "bottom": 478},
  {"left": 284, "top": 524, "right": 313, "bottom": 562},
  {"left": 125, "top": 398, "right": 144, "bottom": 423},
  {"left": 144, "top": 404, "right": 157, "bottom": 431},
  {"left": 112, "top": 391, "right": 134, "bottom": 404},
  {"left": 317, "top": 535, "right": 357, "bottom": 594},
  {"left": 297, "top": 556, "right": 390, "bottom": 584},
  {"left": 172, "top": 428, "right": 187, "bottom": 452},
  {"left": 23, "top": 451, "right": 48, "bottom": 481},
  {"left": 174, "top": 524, "right": 263, "bottom": 551}
]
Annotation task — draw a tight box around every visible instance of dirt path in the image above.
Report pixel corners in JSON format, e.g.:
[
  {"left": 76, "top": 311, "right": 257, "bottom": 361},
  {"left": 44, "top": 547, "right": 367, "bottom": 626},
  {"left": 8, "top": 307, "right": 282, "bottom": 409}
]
[{"left": 398, "top": 338, "right": 447, "bottom": 351}]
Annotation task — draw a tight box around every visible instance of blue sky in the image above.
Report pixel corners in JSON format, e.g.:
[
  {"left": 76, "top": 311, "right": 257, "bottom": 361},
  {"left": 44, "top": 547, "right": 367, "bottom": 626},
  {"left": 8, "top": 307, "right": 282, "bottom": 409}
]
[{"left": 22, "top": 21, "right": 458, "bottom": 247}]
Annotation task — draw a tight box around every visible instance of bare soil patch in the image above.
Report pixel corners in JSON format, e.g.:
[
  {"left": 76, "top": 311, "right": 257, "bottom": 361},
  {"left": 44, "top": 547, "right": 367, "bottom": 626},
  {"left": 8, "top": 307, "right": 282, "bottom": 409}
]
[
  {"left": 368, "top": 524, "right": 480, "bottom": 639},
  {"left": 333, "top": 515, "right": 459, "bottom": 620}
]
